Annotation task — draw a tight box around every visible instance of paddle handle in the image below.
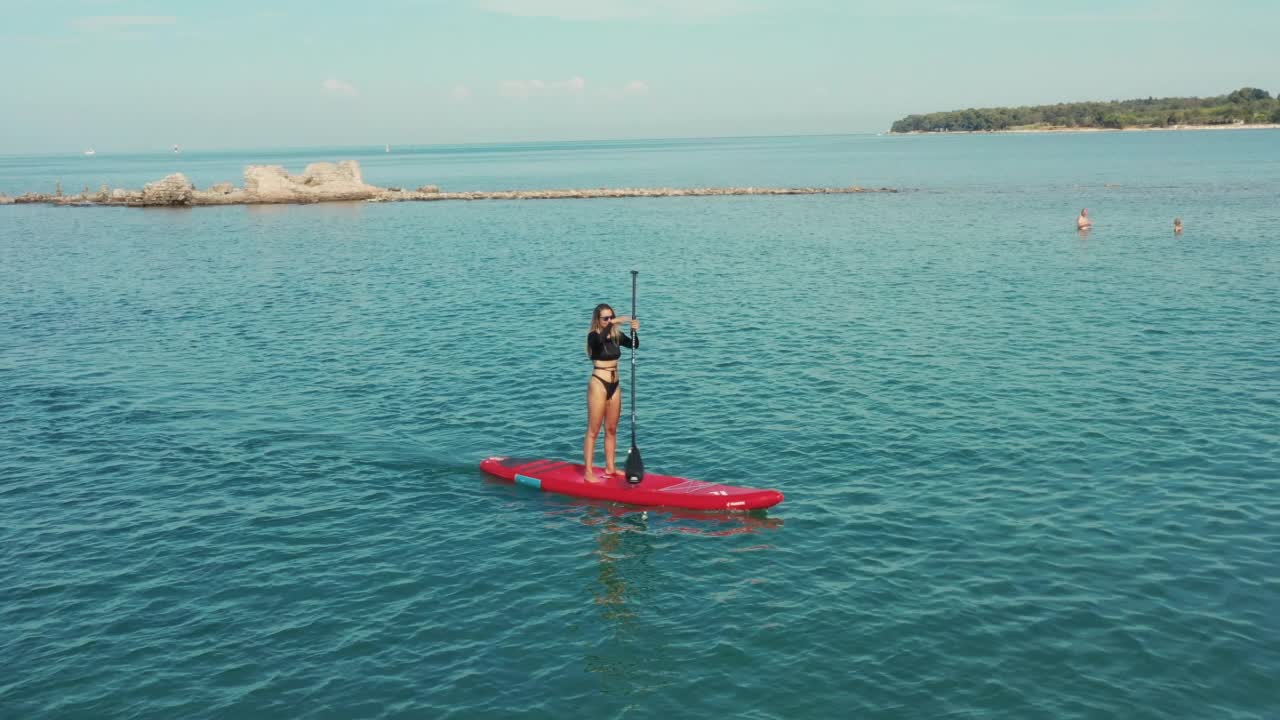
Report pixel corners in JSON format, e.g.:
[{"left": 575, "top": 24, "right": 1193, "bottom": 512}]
[{"left": 630, "top": 270, "right": 638, "bottom": 446}]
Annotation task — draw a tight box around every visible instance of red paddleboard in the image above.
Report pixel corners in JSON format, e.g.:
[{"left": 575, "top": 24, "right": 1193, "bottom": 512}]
[{"left": 480, "top": 456, "right": 784, "bottom": 511}]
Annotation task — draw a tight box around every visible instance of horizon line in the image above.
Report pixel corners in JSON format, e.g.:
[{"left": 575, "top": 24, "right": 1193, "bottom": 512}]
[{"left": 0, "top": 130, "right": 890, "bottom": 159}]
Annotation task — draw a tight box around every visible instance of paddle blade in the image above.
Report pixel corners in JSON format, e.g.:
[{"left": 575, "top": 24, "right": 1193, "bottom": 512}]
[{"left": 625, "top": 445, "right": 645, "bottom": 484}]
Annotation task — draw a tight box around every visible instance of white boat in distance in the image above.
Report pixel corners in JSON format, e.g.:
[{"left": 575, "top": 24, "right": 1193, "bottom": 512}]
[{"left": 83, "top": 147, "right": 96, "bottom": 156}]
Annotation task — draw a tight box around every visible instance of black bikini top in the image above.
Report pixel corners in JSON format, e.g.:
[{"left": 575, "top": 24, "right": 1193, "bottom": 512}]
[{"left": 587, "top": 330, "right": 637, "bottom": 362}]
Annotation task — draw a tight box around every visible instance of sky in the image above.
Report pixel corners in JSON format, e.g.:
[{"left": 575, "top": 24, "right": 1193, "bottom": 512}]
[{"left": 0, "top": 0, "right": 1277, "bottom": 152}]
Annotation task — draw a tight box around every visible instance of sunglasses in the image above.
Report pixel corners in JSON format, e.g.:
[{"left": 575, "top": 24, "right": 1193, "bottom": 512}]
[{"left": 600, "top": 315, "right": 614, "bottom": 322}]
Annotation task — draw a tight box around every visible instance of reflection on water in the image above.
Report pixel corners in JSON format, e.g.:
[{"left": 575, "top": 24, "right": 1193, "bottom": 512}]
[
  {"left": 244, "top": 201, "right": 366, "bottom": 218},
  {"left": 589, "top": 509, "right": 648, "bottom": 612},
  {"left": 307, "top": 200, "right": 366, "bottom": 218},
  {"left": 582, "top": 507, "right": 653, "bottom": 689},
  {"left": 244, "top": 203, "right": 292, "bottom": 217},
  {"left": 575, "top": 502, "right": 782, "bottom": 696},
  {"left": 556, "top": 495, "right": 784, "bottom": 536},
  {"left": 138, "top": 206, "right": 193, "bottom": 216}
]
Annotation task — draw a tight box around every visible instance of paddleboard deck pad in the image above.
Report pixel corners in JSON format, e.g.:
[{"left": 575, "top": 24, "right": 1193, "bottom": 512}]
[{"left": 480, "top": 456, "right": 784, "bottom": 511}]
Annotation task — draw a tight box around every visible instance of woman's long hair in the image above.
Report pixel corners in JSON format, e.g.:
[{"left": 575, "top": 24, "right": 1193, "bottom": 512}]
[{"left": 586, "top": 303, "right": 620, "bottom": 357}]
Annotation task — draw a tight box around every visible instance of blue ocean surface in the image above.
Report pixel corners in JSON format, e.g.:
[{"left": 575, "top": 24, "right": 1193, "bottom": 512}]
[{"left": 2, "top": 132, "right": 1278, "bottom": 718}]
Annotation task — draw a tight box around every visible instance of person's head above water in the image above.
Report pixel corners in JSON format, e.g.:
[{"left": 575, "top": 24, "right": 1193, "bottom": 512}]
[
  {"left": 587, "top": 304, "right": 621, "bottom": 357},
  {"left": 590, "top": 303, "right": 618, "bottom": 334},
  {"left": 1080, "top": 208, "right": 1088, "bottom": 216}
]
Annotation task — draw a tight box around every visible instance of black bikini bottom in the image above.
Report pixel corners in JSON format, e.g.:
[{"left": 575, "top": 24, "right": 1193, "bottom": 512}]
[{"left": 591, "top": 368, "right": 619, "bottom": 399}]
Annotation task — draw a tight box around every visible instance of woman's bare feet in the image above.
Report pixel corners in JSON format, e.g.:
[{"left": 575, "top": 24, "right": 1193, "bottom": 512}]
[{"left": 584, "top": 466, "right": 603, "bottom": 483}]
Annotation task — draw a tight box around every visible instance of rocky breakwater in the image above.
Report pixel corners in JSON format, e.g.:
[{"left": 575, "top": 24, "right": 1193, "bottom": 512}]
[
  {"left": 3, "top": 161, "right": 378, "bottom": 207},
  {"left": 1, "top": 160, "right": 898, "bottom": 208},
  {"left": 236, "top": 161, "right": 377, "bottom": 204},
  {"left": 186, "top": 161, "right": 378, "bottom": 205},
  {"left": 371, "top": 185, "right": 898, "bottom": 202}
]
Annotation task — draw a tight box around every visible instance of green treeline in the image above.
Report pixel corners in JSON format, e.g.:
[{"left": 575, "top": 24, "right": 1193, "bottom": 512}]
[{"left": 890, "top": 88, "right": 1280, "bottom": 133}]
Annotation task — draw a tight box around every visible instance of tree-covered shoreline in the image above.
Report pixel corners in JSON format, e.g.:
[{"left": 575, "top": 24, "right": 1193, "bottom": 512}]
[{"left": 890, "top": 88, "right": 1280, "bottom": 133}]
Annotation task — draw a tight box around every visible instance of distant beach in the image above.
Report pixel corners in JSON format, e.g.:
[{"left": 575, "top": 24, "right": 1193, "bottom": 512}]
[
  {"left": 890, "top": 88, "right": 1280, "bottom": 135},
  {"left": 892, "top": 123, "right": 1280, "bottom": 136}
]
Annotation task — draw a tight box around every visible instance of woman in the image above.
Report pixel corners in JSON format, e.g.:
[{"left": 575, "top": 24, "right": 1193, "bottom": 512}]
[{"left": 584, "top": 303, "right": 639, "bottom": 481}]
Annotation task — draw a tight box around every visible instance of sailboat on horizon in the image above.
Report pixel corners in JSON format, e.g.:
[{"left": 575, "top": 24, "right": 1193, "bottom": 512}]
[{"left": 83, "top": 147, "right": 96, "bottom": 156}]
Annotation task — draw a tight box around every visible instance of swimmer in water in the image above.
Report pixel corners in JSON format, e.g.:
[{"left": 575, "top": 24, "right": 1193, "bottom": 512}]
[
  {"left": 1077, "top": 208, "right": 1092, "bottom": 230},
  {"left": 1174, "top": 217, "right": 1183, "bottom": 234}
]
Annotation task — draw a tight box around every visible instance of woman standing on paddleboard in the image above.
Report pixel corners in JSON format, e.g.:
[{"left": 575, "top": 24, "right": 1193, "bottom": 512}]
[{"left": 584, "top": 304, "right": 639, "bottom": 482}]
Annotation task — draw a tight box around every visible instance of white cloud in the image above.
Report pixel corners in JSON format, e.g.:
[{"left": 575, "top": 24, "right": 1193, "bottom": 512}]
[
  {"left": 71, "top": 16, "right": 177, "bottom": 32},
  {"left": 479, "top": 0, "right": 631, "bottom": 20},
  {"left": 821, "top": 2, "right": 1187, "bottom": 23},
  {"left": 321, "top": 78, "right": 359, "bottom": 98},
  {"left": 453, "top": 84, "right": 473, "bottom": 101},
  {"left": 499, "top": 76, "right": 586, "bottom": 99},
  {"left": 475, "top": 0, "right": 758, "bottom": 21},
  {"left": 1001, "top": 13, "right": 1177, "bottom": 23},
  {"left": 599, "top": 80, "right": 652, "bottom": 101}
]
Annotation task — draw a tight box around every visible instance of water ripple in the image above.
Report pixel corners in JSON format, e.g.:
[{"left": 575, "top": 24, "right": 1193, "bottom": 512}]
[{"left": 3, "top": 134, "right": 1280, "bottom": 718}]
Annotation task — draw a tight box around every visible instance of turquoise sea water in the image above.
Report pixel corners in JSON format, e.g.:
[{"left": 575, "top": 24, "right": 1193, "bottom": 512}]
[{"left": 2, "top": 132, "right": 1278, "bottom": 718}]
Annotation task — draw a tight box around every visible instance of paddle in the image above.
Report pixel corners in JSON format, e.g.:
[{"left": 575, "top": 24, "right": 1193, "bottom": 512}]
[{"left": 625, "top": 270, "right": 645, "bottom": 484}]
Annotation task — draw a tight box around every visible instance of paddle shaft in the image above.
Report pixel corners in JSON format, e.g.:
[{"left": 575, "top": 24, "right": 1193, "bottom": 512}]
[
  {"left": 629, "top": 270, "right": 638, "bottom": 446},
  {"left": 624, "top": 271, "right": 645, "bottom": 484}
]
